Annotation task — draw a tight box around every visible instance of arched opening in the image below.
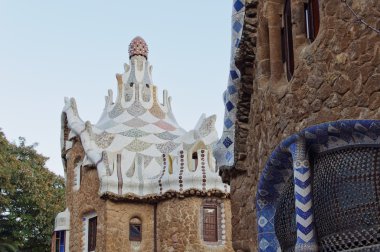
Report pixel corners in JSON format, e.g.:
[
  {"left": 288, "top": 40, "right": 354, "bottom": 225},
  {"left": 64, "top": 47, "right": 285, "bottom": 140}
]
[{"left": 189, "top": 141, "right": 207, "bottom": 171}]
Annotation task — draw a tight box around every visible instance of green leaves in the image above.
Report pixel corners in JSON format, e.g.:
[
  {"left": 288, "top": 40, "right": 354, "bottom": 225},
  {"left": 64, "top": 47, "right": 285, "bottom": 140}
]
[{"left": 0, "top": 130, "right": 65, "bottom": 252}]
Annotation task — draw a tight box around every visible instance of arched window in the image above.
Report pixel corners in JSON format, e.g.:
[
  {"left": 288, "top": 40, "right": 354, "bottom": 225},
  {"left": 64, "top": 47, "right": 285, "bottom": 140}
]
[
  {"left": 304, "top": 0, "right": 320, "bottom": 42},
  {"left": 129, "top": 217, "right": 142, "bottom": 241},
  {"left": 281, "top": 0, "right": 294, "bottom": 81}
]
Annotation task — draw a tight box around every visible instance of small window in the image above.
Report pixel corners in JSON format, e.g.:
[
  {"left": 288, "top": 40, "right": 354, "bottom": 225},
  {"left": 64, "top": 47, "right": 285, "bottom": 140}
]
[
  {"left": 192, "top": 152, "right": 198, "bottom": 170},
  {"left": 304, "top": 0, "right": 320, "bottom": 41},
  {"left": 168, "top": 155, "right": 173, "bottom": 174},
  {"left": 129, "top": 217, "right": 142, "bottom": 241},
  {"left": 88, "top": 216, "right": 97, "bottom": 251},
  {"left": 55, "top": 230, "right": 65, "bottom": 252},
  {"left": 203, "top": 206, "right": 218, "bottom": 242},
  {"left": 282, "top": 0, "right": 294, "bottom": 81}
]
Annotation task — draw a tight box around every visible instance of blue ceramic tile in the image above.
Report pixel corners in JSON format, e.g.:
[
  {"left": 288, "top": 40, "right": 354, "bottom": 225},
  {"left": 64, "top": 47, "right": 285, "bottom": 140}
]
[
  {"left": 224, "top": 118, "right": 233, "bottom": 129},
  {"left": 225, "top": 151, "right": 232, "bottom": 161},
  {"left": 230, "top": 70, "right": 239, "bottom": 80},
  {"left": 228, "top": 85, "right": 237, "bottom": 94},
  {"left": 226, "top": 101, "right": 234, "bottom": 112},
  {"left": 233, "top": 21, "right": 243, "bottom": 33},
  {"left": 234, "top": 0, "right": 244, "bottom": 12},
  {"left": 223, "top": 137, "right": 233, "bottom": 148}
]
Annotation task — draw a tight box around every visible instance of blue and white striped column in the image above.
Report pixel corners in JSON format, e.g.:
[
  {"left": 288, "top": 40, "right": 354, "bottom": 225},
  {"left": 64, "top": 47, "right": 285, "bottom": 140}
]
[{"left": 290, "top": 137, "right": 318, "bottom": 251}]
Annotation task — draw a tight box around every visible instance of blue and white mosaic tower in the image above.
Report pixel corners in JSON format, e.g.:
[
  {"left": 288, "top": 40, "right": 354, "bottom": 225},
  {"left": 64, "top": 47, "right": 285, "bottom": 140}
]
[{"left": 214, "top": 0, "right": 245, "bottom": 168}]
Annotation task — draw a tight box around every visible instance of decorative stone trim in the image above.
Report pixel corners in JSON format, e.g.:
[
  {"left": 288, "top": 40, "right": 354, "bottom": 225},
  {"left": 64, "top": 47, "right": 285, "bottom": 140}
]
[
  {"left": 200, "top": 198, "right": 227, "bottom": 246},
  {"left": 101, "top": 189, "right": 229, "bottom": 203},
  {"left": 201, "top": 150, "right": 207, "bottom": 191},
  {"left": 158, "top": 154, "right": 167, "bottom": 195},
  {"left": 179, "top": 150, "right": 184, "bottom": 192}
]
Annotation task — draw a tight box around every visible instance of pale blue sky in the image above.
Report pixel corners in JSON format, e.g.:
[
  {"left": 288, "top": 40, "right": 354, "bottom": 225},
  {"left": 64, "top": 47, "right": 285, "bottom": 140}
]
[{"left": 0, "top": 1, "right": 232, "bottom": 176}]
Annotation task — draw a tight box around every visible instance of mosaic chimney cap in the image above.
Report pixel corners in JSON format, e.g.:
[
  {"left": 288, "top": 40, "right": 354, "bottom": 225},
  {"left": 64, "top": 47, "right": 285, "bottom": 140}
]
[{"left": 128, "top": 36, "right": 149, "bottom": 59}]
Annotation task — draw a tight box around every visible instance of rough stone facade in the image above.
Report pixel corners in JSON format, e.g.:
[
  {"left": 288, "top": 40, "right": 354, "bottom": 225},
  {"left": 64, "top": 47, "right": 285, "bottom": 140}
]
[
  {"left": 227, "top": 0, "right": 380, "bottom": 250},
  {"left": 157, "top": 197, "right": 233, "bottom": 252},
  {"left": 64, "top": 138, "right": 107, "bottom": 252},
  {"left": 104, "top": 201, "right": 154, "bottom": 251}
]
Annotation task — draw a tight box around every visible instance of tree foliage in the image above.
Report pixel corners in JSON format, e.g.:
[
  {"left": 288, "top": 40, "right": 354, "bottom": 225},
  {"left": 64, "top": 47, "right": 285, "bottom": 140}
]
[{"left": 0, "top": 129, "right": 65, "bottom": 251}]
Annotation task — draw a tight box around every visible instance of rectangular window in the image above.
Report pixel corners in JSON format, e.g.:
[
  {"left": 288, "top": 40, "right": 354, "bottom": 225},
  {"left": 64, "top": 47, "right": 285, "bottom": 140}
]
[
  {"left": 283, "top": 0, "right": 294, "bottom": 81},
  {"left": 304, "top": 0, "right": 320, "bottom": 41},
  {"left": 203, "top": 206, "right": 218, "bottom": 242},
  {"left": 129, "top": 224, "right": 142, "bottom": 241},
  {"left": 55, "top": 231, "right": 65, "bottom": 252},
  {"left": 88, "top": 217, "right": 97, "bottom": 251}
]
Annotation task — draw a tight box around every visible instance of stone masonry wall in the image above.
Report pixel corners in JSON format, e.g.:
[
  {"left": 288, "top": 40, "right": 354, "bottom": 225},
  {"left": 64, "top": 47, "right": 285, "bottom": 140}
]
[
  {"left": 105, "top": 201, "right": 154, "bottom": 252},
  {"left": 65, "top": 138, "right": 107, "bottom": 252},
  {"left": 230, "top": 0, "right": 380, "bottom": 251},
  {"left": 157, "top": 197, "right": 234, "bottom": 252}
]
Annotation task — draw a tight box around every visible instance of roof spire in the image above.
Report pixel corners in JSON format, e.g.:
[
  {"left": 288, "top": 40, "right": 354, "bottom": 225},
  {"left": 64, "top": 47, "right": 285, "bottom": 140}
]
[{"left": 128, "top": 36, "right": 149, "bottom": 59}]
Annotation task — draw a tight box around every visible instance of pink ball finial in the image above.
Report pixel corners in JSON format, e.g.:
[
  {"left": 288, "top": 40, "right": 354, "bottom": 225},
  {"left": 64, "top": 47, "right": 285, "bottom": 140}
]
[{"left": 128, "top": 36, "right": 149, "bottom": 59}]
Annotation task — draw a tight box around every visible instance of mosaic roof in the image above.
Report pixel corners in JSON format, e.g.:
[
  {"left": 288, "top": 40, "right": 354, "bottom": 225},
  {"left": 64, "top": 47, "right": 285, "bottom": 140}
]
[{"left": 61, "top": 37, "right": 229, "bottom": 199}]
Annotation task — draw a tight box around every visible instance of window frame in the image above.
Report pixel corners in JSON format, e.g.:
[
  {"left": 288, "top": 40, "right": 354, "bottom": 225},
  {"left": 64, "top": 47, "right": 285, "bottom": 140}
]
[
  {"left": 129, "top": 223, "right": 142, "bottom": 241},
  {"left": 282, "top": 0, "right": 294, "bottom": 81},
  {"left": 202, "top": 205, "right": 218, "bottom": 242},
  {"left": 87, "top": 216, "right": 97, "bottom": 252},
  {"left": 84, "top": 213, "right": 97, "bottom": 252},
  {"left": 55, "top": 230, "right": 65, "bottom": 252},
  {"left": 304, "top": 0, "right": 320, "bottom": 42}
]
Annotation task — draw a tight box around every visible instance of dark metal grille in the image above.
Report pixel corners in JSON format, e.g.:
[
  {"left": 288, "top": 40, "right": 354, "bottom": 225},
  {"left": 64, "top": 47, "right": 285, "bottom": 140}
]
[
  {"left": 274, "top": 176, "right": 297, "bottom": 252},
  {"left": 313, "top": 147, "right": 380, "bottom": 251}
]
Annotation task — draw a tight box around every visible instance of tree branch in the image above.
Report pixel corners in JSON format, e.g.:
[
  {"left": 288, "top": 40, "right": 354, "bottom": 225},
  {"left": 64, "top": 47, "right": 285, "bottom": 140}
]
[{"left": 341, "top": 0, "right": 380, "bottom": 35}]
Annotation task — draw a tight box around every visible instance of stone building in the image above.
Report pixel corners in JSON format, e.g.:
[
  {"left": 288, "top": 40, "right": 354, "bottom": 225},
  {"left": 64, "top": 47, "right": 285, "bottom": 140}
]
[
  {"left": 217, "top": 0, "right": 380, "bottom": 251},
  {"left": 51, "top": 37, "right": 233, "bottom": 252}
]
